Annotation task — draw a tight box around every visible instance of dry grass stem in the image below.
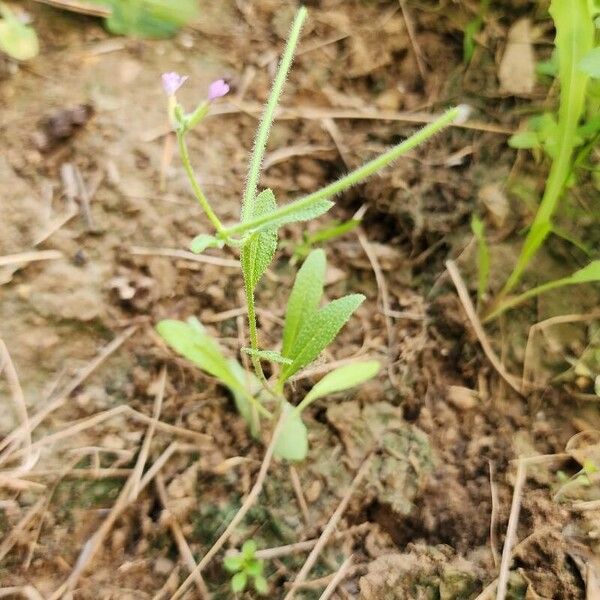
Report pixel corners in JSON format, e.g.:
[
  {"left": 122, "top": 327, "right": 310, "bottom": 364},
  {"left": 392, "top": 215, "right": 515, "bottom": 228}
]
[
  {"left": 0, "top": 340, "right": 34, "bottom": 468},
  {"left": 254, "top": 524, "right": 370, "bottom": 560},
  {"left": 130, "top": 246, "right": 238, "bottom": 268},
  {"left": 154, "top": 473, "right": 210, "bottom": 599},
  {"left": 318, "top": 555, "right": 353, "bottom": 600},
  {"left": 0, "top": 497, "right": 45, "bottom": 563},
  {"left": 0, "top": 326, "right": 138, "bottom": 463},
  {"left": 446, "top": 260, "right": 522, "bottom": 394},
  {"left": 283, "top": 456, "right": 372, "bottom": 599},
  {"left": 289, "top": 465, "right": 311, "bottom": 526},
  {"left": 357, "top": 229, "right": 399, "bottom": 388},
  {"left": 496, "top": 459, "right": 527, "bottom": 600},
  {"left": 129, "top": 366, "right": 167, "bottom": 501},
  {"left": 522, "top": 311, "right": 600, "bottom": 391},
  {"left": 0, "top": 250, "right": 63, "bottom": 268},
  {"left": 171, "top": 411, "right": 287, "bottom": 600}
]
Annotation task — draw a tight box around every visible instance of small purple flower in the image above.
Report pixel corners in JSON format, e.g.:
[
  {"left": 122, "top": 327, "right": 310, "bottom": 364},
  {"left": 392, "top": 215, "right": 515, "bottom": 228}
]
[
  {"left": 208, "top": 79, "right": 230, "bottom": 101},
  {"left": 162, "top": 72, "right": 188, "bottom": 96}
]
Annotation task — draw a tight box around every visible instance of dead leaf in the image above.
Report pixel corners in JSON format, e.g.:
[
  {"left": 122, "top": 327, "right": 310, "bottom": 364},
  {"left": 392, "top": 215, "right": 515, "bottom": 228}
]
[{"left": 499, "top": 19, "right": 535, "bottom": 96}]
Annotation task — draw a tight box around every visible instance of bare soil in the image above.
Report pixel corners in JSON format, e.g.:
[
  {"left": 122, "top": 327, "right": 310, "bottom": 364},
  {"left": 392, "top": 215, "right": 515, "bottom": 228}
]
[{"left": 1, "top": 1, "right": 599, "bottom": 599}]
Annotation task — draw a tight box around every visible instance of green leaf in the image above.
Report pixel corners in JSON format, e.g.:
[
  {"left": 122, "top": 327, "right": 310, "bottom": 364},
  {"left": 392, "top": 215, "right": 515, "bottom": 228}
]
[
  {"left": 567, "top": 261, "right": 600, "bottom": 283},
  {"left": 463, "top": 17, "right": 482, "bottom": 64},
  {"left": 254, "top": 574, "right": 269, "bottom": 595},
  {"left": 282, "top": 249, "right": 327, "bottom": 357},
  {"left": 223, "top": 555, "right": 244, "bottom": 573},
  {"left": 471, "top": 215, "right": 490, "bottom": 303},
  {"left": 273, "top": 401, "right": 308, "bottom": 461},
  {"left": 189, "top": 233, "right": 224, "bottom": 254},
  {"left": 298, "top": 360, "right": 381, "bottom": 411},
  {"left": 227, "top": 359, "right": 263, "bottom": 438},
  {"left": 502, "top": 0, "right": 594, "bottom": 294},
  {"left": 156, "top": 318, "right": 242, "bottom": 392},
  {"left": 0, "top": 4, "right": 39, "bottom": 61},
  {"left": 103, "top": 0, "right": 199, "bottom": 38},
  {"left": 508, "top": 131, "right": 540, "bottom": 150},
  {"left": 242, "top": 348, "right": 292, "bottom": 365},
  {"left": 579, "top": 47, "right": 600, "bottom": 78},
  {"left": 245, "top": 559, "right": 263, "bottom": 576},
  {"left": 281, "top": 294, "right": 365, "bottom": 380},
  {"left": 240, "top": 189, "right": 278, "bottom": 294},
  {"left": 241, "top": 539, "right": 257, "bottom": 559},
  {"left": 231, "top": 571, "right": 248, "bottom": 593},
  {"left": 486, "top": 261, "right": 600, "bottom": 320},
  {"left": 249, "top": 199, "right": 334, "bottom": 234}
]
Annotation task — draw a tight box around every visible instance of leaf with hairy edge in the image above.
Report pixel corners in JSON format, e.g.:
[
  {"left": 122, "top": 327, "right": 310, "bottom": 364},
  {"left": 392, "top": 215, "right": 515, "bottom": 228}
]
[
  {"left": 248, "top": 199, "right": 333, "bottom": 234},
  {"left": 281, "top": 294, "right": 365, "bottom": 380},
  {"left": 298, "top": 360, "right": 381, "bottom": 411},
  {"left": 240, "top": 189, "right": 278, "bottom": 294},
  {"left": 282, "top": 249, "right": 326, "bottom": 357},
  {"left": 471, "top": 215, "right": 490, "bottom": 303},
  {"left": 242, "top": 348, "right": 292, "bottom": 365},
  {"left": 273, "top": 401, "right": 308, "bottom": 461},
  {"left": 156, "top": 318, "right": 242, "bottom": 391},
  {"left": 189, "top": 233, "right": 224, "bottom": 253}
]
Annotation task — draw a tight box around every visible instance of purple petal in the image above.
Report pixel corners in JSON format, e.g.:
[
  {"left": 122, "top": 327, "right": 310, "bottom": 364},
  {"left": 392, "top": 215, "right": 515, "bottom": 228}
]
[
  {"left": 208, "top": 79, "right": 230, "bottom": 101},
  {"left": 162, "top": 72, "right": 188, "bottom": 96}
]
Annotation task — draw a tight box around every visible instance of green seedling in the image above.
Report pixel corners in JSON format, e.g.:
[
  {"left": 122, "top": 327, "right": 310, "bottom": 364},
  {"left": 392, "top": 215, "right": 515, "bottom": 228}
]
[
  {"left": 156, "top": 7, "right": 466, "bottom": 460},
  {"left": 489, "top": 0, "right": 598, "bottom": 318},
  {"left": 0, "top": 2, "right": 39, "bottom": 60},
  {"left": 223, "top": 540, "right": 268, "bottom": 595}
]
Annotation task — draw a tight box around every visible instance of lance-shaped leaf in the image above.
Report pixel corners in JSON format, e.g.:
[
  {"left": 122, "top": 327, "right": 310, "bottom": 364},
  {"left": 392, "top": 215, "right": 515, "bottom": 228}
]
[
  {"left": 240, "top": 189, "right": 278, "bottom": 294},
  {"left": 297, "top": 360, "right": 381, "bottom": 412},
  {"left": 156, "top": 318, "right": 242, "bottom": 391},
  {"left": 273, "top": 401, "right": 308, "bottom": 461},
  {"left": 282, "top": 249, "right": 326, "bottom": 357},
  {"left": 281, "top": 293, "right": 365, "bottom": 380},
  {"left": 157, "top": 318, "right": 270, "bottom": 432},
  {"left": 189, "top": 233, "right": 224, "bottom": 254},
  {"left": 246, "top": 199, "right": 333, "bottom": 235},
  {"left": 242, "top": 348, "right": 292, "bottom": 365}
]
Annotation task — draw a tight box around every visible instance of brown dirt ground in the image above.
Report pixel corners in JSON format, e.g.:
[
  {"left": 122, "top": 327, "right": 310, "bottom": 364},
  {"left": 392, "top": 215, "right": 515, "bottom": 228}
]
[{"left": 1, "top": 1, "right": 599, "bottom": 599}]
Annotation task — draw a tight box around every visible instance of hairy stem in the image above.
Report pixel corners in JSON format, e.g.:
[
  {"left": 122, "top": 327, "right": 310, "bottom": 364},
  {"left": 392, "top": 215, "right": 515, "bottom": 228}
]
[
  {"left": 224, "top": 106, "right": 465, "bottom": 238},
  {"left": 241, "top": 6, "right": 307, "bottom": 221},
  {"left": 177, "top": 130, "right": 225, "bottom": 234}
]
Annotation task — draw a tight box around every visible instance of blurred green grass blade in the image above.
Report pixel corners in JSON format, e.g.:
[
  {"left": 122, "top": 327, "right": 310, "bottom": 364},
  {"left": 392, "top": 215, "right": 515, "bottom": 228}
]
[
  {"left": 486, "top": 260, "right": 600, "bottom": 320},
  {"left": 502, "top": 0, "right": 594, "bottom": 294}
]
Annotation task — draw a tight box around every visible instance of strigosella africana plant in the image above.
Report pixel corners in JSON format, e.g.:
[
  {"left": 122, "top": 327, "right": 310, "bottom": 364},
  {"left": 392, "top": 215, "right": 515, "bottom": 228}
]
[{"left": 156, "top": 6, "right": 469, "bottom": 461}]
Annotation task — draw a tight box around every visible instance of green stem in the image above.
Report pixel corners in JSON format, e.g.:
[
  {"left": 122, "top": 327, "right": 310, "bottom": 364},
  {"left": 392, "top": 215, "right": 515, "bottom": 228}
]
[
  {"left": 223, "top": 106, "right": 464, "bottom": 238},
  {"left": 484, "top": 277, "right": 572, "bottom": 322},
  {"left": 241, "top": 6, "right": 307, "bottom": 221},
  {"left": 177, "top": 130, "right": 225, "bottom": 234}
]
